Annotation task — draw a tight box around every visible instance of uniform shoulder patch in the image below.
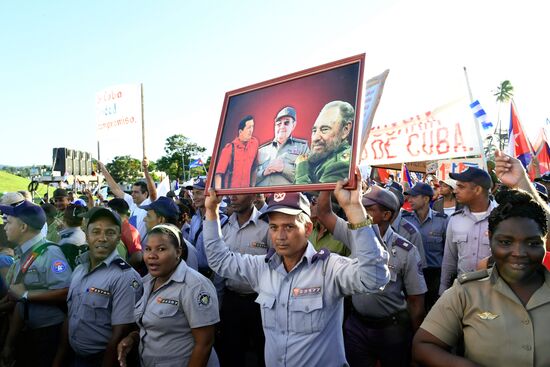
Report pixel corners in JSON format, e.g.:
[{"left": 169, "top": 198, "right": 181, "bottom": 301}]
[
  {"left": 51, "top": 260, "right": 69, "bottom": 273},
  {"left": 451, "top": 209, "right": 465, "bottom": 217},
  {"left": 435, "top": 212, "right": 448, "bottom": 218},
  {"left": 393, "top": 237, "right": 412, "bottom": 251},
  {"left": 402, "top": 221, "right": 417, "bottom": 234},
  {"left": 197, "top": 291, "right": 212, "bottom": 307},
  {"left": 312, "top": 248, "right": 330, "bottom": 263},
  {"left": 114, "top": 259, "right": 131, "bottom": 270},
  {"left": 457, "top": 269, "right": 489, "bottom": 284}
]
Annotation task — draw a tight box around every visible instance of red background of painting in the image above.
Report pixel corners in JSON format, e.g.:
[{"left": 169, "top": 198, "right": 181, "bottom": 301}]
[{"left": 218, "top": 62, "right": 360, "bottom": 149}]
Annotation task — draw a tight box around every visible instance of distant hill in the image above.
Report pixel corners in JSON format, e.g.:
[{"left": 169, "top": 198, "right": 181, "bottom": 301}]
[{"left": 0, "top": 171, "right": 52, "bottom": 200}]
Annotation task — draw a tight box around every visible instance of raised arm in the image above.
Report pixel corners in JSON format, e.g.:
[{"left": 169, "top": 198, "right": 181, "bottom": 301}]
[
  {"left": 202, "top": 189, "right": 264, "bottom": 290},
  {"left": 142, "top": 157, "right": 157, "bottom": 202},
  {"left": 98, "top": 161, "right": 125, "bottom": 198},
  {"left": 327, "top": 172, "right": 390, "bottom": 296}
]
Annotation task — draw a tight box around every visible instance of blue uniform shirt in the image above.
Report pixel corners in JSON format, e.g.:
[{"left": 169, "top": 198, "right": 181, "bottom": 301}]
[
  {"left": 402, "top": 209, "right": 448, "bottom": 268},
  {"left": 68, "top": 250, "right": 143, "bottom": 356},
  {"left": 203, "top": 219, "right": 389, "bottom": 367}
]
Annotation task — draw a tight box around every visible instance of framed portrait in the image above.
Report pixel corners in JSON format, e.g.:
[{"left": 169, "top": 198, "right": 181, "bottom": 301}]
[{"left": 206, "top": 53, "right": 365, "bottom": 195}]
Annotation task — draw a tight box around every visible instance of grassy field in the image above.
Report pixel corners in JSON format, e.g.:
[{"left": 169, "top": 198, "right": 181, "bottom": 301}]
[{"left": 0, "top": 170, "right": 53, "bottom": 201}]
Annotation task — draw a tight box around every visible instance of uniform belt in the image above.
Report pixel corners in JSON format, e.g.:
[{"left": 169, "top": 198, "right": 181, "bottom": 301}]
[
  {"left": 225, "top": 288, "right": 258, "bottom": 300},
  {"left": 352, "top": 308, "right": 410, "bottom": 329}
]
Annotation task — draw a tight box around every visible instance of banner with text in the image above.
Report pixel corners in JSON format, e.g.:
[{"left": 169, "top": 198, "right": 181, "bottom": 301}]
[
  {"left": 96, "top": 84, "right": 142, "bottom": 162},
  {"left": 437, "top": 157, "right": 485, "bottom": 180},
  {"left": 363, "top": 98, "right": 482, "bottom": 165}
]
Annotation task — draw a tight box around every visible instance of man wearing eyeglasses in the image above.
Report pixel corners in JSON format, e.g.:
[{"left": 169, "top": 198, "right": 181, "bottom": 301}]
[{"left": 256, "top": 106, "right": 309, "bottom": 187}]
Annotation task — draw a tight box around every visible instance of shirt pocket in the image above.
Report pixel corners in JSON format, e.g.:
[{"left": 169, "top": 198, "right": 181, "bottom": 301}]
[
  {"left": 23, "top": 269, "right": 42, "bottom": 286},
  {"left": 82, "top": 293, "right": 111, "bottom": 324},
  {"left": 149, "top": 303, "right": 179, "bottom": 319},
  {"left": 289, "top": 296, "right": 324, "bottom": 334},
  {"left": 452, "top": 233, "right": 468, "bottom": 245},
  {"left": 255, "top": 293, "right": 276, "bottom": 329}
]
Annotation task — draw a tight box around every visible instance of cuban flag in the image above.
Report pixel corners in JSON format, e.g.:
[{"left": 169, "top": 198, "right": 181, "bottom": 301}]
[
  {"left": 189, "top": 158, "right": 204, "bottom": 168},
  {"left": 507, "top": 102, "right": 533, "bottom": 168},
  {"left": 469, "top": 100, "right": 493, "bottom": 132},
  {"left": 401, "top": 163, "right": 413, "bottom": 187}
]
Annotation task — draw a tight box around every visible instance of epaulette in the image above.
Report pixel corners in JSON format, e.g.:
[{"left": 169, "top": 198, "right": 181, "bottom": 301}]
[
  {"left": 290, "top": 137, "right": 308, "bottom": 145},
  {"left": 457, "top": 269, "right": 489, "bottom": 284},
  {"left": 60, "top": 232, "right": 72, "bottom": 239},
  {"left": 312, "top": 248, "right": 331, "bottom": 263},
  {"left": 259, "top": 140, "right": 275, "bottom": 149},
  {"left": 265, "top": 247, "right": 277, "bottom": 262},
  {"left": 393, "top": 237, "right": 412, "bottom": 251},
  {"left": 435, "top": 212, "right": 448, "bottom": 219},
  {"left": 402, "top": 221, "right": 417, "bottom": 234},
  {"left": 114, "top": 259, "right": 131, "bottom": 270},
  {"left": 451, "top": 209, "right": 465, "bottom": 217}
]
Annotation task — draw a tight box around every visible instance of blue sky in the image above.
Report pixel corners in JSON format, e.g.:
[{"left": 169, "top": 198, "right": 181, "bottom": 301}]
[{"left": 1, "top": 0, "right": 548, "bottom": 166}]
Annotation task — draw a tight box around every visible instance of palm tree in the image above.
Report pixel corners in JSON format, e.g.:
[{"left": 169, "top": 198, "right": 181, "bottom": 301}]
[{"left": 493, "top": 80, "right": 514, "bottom": 149}]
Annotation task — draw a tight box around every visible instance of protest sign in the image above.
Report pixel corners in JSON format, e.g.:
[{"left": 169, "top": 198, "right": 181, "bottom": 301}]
[
  {"left": 363, "top": 98, "right": 482, "bottom": 165},
  {"left": 437, "top": 157, "right": 485, "bottom": 180},
  {"left": 96, "top": 84, "right": 143, "bottom": 162}
]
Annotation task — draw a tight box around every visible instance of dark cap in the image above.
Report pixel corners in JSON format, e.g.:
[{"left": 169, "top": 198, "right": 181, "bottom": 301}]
[
  {"left": 388, "top": 187, "right": 405, "bottom": 207},
  {"left": 534, "top": 182, "right": 548, "bottom": 201},
  {"left": 166, "top": 190, "right": 176, "bottom": 198},
  {"left": 185, "top": 177, "right": 206, "bottom": 190},
  {"left": 0, "top": 201, "right": 46, "bottom": 230},
  {"left": 535, "top": 171, "right": 550, "bottom": 183},
  {"left": 260, "top": 192, "right": 311, "bottom": 219},
  {"left": 405, "top": 182, "right": 434, "bottom": 197},
  {"left": 386, "top": 181, "right": 403, "bottom": 193},
  {"left": 362, "top": 185, "right": 399, "bottom": 213},
  {"left": 82, "top": 207, "right": 121, "bottom": 228},
  {"left": 275, "top": 106, "right": 296, "bottom": 121},
  {"left": 449, "top": 167, "right": 492, "bottom": 190},
  {"left": 53, "top": 188, "right": 69, "bottom": 198},
  {"left": 140, "top": 196, "right": 180, "bottom": 218}
]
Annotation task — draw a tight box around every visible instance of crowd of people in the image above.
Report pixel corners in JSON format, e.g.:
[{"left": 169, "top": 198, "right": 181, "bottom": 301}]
[{"left": 1, "top": 149, "right": 549, "bottom": 367}]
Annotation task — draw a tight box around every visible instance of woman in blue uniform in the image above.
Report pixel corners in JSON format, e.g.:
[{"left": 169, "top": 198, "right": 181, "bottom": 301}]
[{"left": 118, "top": 224, "right": 219, "bottom": 367}]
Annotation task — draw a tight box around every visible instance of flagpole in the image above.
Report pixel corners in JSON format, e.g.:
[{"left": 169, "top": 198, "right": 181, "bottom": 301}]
[
  {"left": 141, "top": 83, "right": 146, "bottom": 159},
  {"left": 463, "top": 66, "right": 488, "bottom": 171}
]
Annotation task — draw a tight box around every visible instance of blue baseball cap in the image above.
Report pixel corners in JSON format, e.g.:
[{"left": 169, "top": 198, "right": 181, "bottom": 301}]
[
  {"left": 449, "top": 167, "right": 492, "bottom": 190},
  {"left": 362, "top": 185, "right": 399, "bottom": 213},
  {"left": 186, "top": 177, "right": 206, "bottom": 190},
  {"left": 0, "top": 200, "right": 47, "bottom": 230},
  {"left": 140, "top": 196, "right": 180, "bottom": 218},
  {"left": 405, "top": 182, "right": 434, "bottom": 197}
]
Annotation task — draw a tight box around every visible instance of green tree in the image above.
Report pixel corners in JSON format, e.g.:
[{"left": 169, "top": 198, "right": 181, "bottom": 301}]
[
  {"left": 106, "top": 155, "right": 142, "bottom": 183},
  {"left": 493, "top": 80, "right": 515, "bottom": 150},
  {"left": 155, "top": 135, "right": 207, "bottom": 180}
]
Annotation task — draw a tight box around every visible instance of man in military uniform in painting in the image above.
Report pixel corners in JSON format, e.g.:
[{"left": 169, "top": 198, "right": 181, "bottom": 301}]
[
  {"left": 295, "top": 100, "right": 354, "bottom": 184},
  {"left": 256, "top": 106, "right": 309, "bottom": 187}
]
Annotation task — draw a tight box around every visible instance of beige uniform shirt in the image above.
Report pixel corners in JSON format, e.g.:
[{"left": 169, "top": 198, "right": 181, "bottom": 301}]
[{"left": 421, "top": 267, "right": 550, "bottom": 367}]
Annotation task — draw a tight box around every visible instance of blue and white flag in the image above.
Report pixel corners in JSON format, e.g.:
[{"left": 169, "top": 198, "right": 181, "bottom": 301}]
[
  {"left": 469, "top": 100, "right": 493, "bottom": 131},
  {"left": 189, "top": 158, "right": 204, "bottom": 168}
]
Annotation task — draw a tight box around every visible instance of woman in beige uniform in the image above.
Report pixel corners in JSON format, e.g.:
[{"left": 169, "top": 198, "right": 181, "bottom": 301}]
[{"left": 413, "top": 189, "right": 550, "bottom": 367}]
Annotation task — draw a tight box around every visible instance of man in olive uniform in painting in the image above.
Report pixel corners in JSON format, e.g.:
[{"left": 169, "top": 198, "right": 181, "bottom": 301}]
[
  {"left": 295, "top": 100, "right": 354, "bottom": 184},
  {"left": 256, "top": 106, "right": 309, "bottom": 187}
]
